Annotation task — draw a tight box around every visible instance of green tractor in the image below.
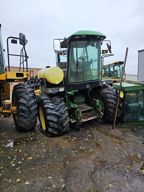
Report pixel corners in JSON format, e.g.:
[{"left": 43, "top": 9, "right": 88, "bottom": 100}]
[
  {"left": 37, "top": 30, "right": 119, "bottom": 136},
  {"left": 102, "top": 61, "right": 125, "bottom": 82},
  {"left": 114, "top": 81, "right": 144, "bottom": 123}
]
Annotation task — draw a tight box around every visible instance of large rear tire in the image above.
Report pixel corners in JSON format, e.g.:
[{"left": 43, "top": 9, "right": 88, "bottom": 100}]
[
  {"left": 38, "top": 95, "right": 70, "bottom": 136},
  {"left": 12, "top": 83, "right": 38, "bottom": 132}
]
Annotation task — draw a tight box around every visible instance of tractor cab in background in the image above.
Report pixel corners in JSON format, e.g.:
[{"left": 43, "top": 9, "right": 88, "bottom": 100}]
[{"left": 103, "top": 61, "right": 125, "bottom": 82}]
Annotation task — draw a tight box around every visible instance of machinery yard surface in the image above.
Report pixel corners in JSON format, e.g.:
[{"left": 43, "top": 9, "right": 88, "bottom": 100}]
[{"left": 0, "top": 118, "right": 144, "bottom": 192}]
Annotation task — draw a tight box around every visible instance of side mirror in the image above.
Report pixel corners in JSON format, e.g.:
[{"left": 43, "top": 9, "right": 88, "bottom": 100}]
[
  {"left": 53, "top": 39, "right": 66, "bottom": 52},
  {"left": 11, "top": 39, "right": 17, "bottom": 44},
  {"left": 19, "top": 33, "right": 27, "bottom": 45},
  {"left": 106, "top": 43, "right": 112, "bottom": 53},
  {"left": 102, "top": 49, "right": 108, "bottom": 54},
  {"left": 57, "top": 53, "right": 60, "bottom": 63}
]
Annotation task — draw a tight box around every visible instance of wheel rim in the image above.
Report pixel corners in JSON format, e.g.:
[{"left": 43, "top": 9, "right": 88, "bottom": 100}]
[{"left": 39, "top": 107, "right": 46, "bottom": 131}]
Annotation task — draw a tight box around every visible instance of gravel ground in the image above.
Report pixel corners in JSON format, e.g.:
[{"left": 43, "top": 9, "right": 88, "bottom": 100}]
[{"left": 0, "top": 117, "right": 144, "bottom": 192}]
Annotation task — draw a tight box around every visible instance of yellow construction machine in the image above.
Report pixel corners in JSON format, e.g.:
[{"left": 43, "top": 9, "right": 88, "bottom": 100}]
[{"left": 0, "top": 24, "right": 37, "bottom": 131}]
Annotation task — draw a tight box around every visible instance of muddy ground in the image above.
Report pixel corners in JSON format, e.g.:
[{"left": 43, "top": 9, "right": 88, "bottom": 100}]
[{"left": 0, "top": 118, "right": 144, "bottom": 192}]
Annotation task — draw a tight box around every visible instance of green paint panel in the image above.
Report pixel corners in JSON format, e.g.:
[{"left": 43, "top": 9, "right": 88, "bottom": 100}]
[
  {"left": 67, "top": 90, "right": 79, "bottom": 96},
  {"left": 113, "top": 82, "right": 144, "bottom": 91}
]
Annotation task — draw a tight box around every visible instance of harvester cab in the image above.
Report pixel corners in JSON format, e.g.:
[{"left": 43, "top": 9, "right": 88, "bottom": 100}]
[
  {"left": 38, "top": 31, "right": 120, "bottom": 136},
  {"left": 53, "top": 31, "right": 113, "bottom": 83},
  {"left": 64, "top": 32, "right": 104, "bottom": 83}
]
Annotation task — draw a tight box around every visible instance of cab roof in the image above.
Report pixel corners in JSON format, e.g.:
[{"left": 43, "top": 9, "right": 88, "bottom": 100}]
[
  {"left": 70, "top": 30, "right": 106, "bottom": 39},
  {"left": 61, "top": 30, "right": 106, "bottom": 48}
]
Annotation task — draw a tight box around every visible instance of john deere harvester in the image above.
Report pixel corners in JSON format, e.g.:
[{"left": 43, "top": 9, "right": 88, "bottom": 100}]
[
  {"left": 0, "top": 24, "right": 37, "bottom": 132},
  {"left": 103, "top": 61, "right": 125, "bottom": 82},
  {"left": 37, "top": 31, "right": 119, "bottom": 136}
]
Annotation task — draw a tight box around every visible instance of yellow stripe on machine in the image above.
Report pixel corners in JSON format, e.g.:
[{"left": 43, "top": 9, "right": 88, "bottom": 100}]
[{"left": 0, "top": 72, "right": 29, "bottom": 80}]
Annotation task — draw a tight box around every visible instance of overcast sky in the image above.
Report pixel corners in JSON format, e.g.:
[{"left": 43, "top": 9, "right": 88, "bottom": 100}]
[{"left": 1, "top": 0, "right": 144, "bottom": 74}]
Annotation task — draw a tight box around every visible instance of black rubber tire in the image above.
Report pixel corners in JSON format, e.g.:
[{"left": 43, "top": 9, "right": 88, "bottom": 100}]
[
  {"left": 12, "top": 83, "right": 38, "bottom": 132},
  {"left": 38, "top": 94, "right": 70, "bottom": 136},
  {"left": 26, "top": 78, "right": 41, "bottom": 88},
  {"left": 97, "top": 86, "right": 120, "bottom": 123}
]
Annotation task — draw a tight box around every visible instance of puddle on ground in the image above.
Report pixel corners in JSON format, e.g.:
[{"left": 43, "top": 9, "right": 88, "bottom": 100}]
[
  {"left": 121, "top": 124, "right": 144, "bottom": 139},
  {"left": 64, "top": 153, "right": 144, "bottom": 192}
]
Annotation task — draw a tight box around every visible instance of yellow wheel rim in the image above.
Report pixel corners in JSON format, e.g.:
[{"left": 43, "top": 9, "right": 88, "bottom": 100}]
[{"left": 39, "top": 107, "right": 46, "bottom": 131}]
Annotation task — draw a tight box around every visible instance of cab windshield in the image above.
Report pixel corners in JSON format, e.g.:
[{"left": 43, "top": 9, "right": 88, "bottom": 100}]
[
  {"left": 68, "top": 40, "right": 101, "bottom": 83},
  {"left": 103, "top": 63, "right": 123, "bottom": 79}
]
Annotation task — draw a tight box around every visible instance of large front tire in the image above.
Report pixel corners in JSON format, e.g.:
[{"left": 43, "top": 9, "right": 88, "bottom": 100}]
[
  {"left": 38, "top": 95, "right": 70, "bottom": 136},
  {"left": 100, "top": 86, "right": 120, "bottom": 123},
  {"left": 12, "top": 83, "right": 38, "bottom": 132}
]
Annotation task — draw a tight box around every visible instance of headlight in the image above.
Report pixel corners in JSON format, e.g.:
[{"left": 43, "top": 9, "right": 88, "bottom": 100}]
[
  {"left": 102, "top": 81, "right": 106, "bottom": 85},
  {"left": 47, "top": 87, "right": 65, "bottom": 93},
  {"left": 59, "top": 87, "right": 64, "bottom": 92},
  {"left": 119, "top": 91, "right": 124, "bottom": 98}
]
